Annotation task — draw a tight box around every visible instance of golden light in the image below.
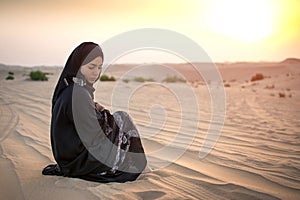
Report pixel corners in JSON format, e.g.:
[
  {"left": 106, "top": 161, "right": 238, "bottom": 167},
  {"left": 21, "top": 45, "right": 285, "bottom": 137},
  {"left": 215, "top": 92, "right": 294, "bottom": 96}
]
[{"left": 208, "top": 0, "right": 275, "bottom": 42}]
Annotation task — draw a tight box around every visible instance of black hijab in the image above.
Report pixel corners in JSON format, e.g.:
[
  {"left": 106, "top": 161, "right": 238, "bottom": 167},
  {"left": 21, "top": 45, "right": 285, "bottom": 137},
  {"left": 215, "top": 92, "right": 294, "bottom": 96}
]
[{"left": 52, "top": 42, "right": 103, "bottom": 110}]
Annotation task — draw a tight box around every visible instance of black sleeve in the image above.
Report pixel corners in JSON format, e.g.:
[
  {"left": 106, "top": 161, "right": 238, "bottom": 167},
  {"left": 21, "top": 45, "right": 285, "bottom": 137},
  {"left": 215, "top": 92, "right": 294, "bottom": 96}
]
[{"left": 72, "top": 85, "right": 116, "bottom": 168}]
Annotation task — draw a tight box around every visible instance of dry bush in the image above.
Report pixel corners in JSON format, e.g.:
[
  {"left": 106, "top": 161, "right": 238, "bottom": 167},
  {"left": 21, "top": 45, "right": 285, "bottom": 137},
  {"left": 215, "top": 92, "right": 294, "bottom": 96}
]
[
  {"left": 162, "top": 75, "right": 185, "bottom": 83},
  {"left": 134, "top": 77, "right": 154, "bottom": 82},
  {"left": 29, "top": 70, "right": 48, "bottom": 81},
  {"left": 100, "top": 74, "right": 116, "bottom": 81},
  {"left": 251, "top": 73, "right": 264, "bottom": 82},
  {"left": 6, "top": 75, "right": 14, "bottom": 80}
]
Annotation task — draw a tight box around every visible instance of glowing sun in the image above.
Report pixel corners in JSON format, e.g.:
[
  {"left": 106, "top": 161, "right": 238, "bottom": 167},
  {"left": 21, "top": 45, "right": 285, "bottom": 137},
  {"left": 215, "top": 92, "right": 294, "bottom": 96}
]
[{"left": 209, "top": 0, "right": 274, "bottom": 42}]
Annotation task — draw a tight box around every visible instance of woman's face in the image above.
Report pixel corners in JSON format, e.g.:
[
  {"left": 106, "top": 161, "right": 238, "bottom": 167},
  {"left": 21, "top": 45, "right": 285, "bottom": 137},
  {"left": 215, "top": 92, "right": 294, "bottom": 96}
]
[{"left": 80, "top": 56, "right": 103, "bottom": 84}]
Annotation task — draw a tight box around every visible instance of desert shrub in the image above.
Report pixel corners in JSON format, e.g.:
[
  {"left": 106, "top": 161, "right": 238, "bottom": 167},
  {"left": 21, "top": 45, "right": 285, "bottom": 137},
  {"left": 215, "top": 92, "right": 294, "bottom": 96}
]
[
  {"left": 100, "top": 74, "right": 116, "bottom": 81},
  {"left": 251, "top": 73, "right": 264, "bottom": 82},
  {"left": 122, "top": 79, "right": 130, "bottom": 83},
  {"left": 134, "top": 77, "right": 146, "bottom": 82},
  {"left": 29, "top": 70, "right": 48, "bottom": 81},
  {"left": 6, "top": 75, "right": 14, "bottom": 80},
  {"left": 133, "top": 77, "right": 154, "bottom": 82},
  {"left": 162, "top": 75, "right": 185, "bottom": 83},
  {"left": 8, "top": 71, "right": 14, "bottom": 75},
  {"left": 279, "top": 92, "right": 285, "bottom": 98},
  {"left": 224, "top": 83, "right": 231, "bottom": 87}
]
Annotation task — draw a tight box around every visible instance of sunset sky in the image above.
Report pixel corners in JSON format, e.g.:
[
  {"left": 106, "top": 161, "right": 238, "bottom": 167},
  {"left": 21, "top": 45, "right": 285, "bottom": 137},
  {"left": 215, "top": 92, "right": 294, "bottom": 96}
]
[{"left": 1, "top": 0, "right": 299, "bottom": 66}]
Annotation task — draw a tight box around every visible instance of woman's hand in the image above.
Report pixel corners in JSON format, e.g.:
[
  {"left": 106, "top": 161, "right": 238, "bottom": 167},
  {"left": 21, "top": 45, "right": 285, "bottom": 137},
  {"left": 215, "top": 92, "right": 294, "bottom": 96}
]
[{"left": 95, "top": 102, "right": 105, "bottom": 112}]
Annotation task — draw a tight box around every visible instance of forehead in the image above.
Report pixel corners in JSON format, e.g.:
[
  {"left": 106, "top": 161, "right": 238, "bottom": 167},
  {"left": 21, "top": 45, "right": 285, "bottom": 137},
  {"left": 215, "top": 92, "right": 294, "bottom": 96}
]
[{"left": 89, "top": 56, "right": 103, "bottom": 65}]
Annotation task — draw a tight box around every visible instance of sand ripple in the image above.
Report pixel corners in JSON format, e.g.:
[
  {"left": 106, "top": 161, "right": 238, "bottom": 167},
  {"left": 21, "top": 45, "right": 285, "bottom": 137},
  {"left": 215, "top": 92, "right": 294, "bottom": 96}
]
[{"left": 1, "top": 65, "right": 300, "bottom": 199}]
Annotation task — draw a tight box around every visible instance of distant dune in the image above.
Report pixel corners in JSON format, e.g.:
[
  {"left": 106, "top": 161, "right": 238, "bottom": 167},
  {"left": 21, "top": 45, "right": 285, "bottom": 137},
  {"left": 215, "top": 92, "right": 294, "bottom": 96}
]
[{"left": 280, "top": 58, "right": 300, "bottom": 65}]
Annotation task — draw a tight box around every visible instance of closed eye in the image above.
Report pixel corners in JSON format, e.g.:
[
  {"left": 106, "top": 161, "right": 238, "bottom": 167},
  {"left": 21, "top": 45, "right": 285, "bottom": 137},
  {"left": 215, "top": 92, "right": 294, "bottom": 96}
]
[
  {"left": 88, "top": 64, "right": 97, "bottom": 69},
  {"left": 89, "top": 63, "right": 102, "bottom": 70}
]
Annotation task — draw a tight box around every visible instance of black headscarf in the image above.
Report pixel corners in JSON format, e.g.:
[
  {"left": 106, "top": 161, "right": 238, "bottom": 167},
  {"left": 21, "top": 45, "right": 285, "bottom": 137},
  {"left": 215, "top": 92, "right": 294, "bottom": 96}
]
[{"left": 52, "top": 42, "right": 103, "bottom": 110}]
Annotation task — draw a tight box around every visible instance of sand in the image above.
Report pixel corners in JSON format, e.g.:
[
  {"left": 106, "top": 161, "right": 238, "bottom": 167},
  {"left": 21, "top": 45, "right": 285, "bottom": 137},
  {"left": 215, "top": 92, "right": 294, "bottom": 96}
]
[{"left": 0, "top": 60, "right": 299, "bottom": 199}]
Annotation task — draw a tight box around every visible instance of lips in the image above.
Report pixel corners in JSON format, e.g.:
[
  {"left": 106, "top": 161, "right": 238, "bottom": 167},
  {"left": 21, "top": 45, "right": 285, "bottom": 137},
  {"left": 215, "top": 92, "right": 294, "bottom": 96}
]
[{"left": 91, "top": 77, "right": 98, "bottom": 80}]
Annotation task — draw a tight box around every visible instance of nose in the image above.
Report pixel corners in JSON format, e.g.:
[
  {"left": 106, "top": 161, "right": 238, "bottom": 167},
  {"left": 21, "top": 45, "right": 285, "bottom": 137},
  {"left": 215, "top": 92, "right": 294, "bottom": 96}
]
[{"left": 93, "top": 68, "right": 101, "bottom": 75}]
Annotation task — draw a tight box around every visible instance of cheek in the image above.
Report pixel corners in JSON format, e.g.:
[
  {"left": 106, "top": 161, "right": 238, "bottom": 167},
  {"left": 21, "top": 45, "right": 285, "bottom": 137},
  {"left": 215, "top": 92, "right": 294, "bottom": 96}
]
[
  {"left": 80, "top": 68, "right": 90, "bottom": 78},
  {"left": 80, "top": 67, "right": 85, "bottom": 75}
]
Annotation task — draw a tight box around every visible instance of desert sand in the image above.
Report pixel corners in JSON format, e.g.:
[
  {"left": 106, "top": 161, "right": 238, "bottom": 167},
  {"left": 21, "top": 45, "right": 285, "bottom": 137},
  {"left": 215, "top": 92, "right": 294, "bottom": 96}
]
[{"left": 0, "top": 59, "right": 300, "bottom": 200}]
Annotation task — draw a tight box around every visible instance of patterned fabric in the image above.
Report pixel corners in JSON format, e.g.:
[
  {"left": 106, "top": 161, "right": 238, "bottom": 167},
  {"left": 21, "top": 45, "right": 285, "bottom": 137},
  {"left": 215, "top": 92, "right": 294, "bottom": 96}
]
[{"left": 96, "top": 109, "right": 141, "bottom": 174}]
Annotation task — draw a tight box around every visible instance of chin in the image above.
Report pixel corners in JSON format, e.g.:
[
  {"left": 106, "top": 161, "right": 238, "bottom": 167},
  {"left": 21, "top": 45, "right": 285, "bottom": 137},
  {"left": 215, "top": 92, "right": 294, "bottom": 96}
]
[{"left": 92, "top": 79, "right": 98, "bottom": 83}]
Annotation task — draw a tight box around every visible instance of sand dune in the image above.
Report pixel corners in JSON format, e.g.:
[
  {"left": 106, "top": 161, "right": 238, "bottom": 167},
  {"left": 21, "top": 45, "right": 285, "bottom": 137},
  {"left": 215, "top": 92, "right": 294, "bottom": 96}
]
[{"left": 0, "top": 61, "right": 300, "bottom": 199}]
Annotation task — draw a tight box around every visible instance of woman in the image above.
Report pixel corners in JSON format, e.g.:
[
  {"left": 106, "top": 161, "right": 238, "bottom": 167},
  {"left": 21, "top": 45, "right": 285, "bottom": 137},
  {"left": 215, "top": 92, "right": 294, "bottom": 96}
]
[{"left": 42, "top": 42, "right": 147, "bottom": 183}]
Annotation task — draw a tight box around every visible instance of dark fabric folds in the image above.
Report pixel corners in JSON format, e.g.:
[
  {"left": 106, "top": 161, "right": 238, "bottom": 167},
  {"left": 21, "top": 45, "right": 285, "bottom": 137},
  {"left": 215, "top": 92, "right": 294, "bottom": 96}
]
[{"left": 44, "top": 42, "right": 147, "bottom": 183}]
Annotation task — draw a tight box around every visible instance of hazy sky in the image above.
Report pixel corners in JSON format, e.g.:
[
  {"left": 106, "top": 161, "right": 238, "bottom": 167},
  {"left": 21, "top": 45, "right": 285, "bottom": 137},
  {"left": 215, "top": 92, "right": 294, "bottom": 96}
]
[{"left": 1, "top": 0, "right": 299, "bottom": 66}]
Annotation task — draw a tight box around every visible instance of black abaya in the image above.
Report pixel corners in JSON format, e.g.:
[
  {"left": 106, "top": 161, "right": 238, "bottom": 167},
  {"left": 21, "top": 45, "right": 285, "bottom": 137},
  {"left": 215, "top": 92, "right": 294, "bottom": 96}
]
[{"left": 43, "top": 42, "right": 147, "bottom": 183}]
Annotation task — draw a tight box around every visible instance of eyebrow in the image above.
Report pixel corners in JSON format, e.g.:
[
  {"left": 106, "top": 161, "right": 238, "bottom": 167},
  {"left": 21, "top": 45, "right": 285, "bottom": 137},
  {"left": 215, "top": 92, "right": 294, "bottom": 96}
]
[{"left": 90, "top": 63, "right": 103, "bottom": 69}]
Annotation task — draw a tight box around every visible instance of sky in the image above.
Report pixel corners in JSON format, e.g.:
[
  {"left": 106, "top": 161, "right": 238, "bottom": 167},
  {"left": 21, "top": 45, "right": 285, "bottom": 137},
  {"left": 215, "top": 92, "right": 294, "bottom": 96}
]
[{"left": 0, "top": 0, "right": 300, "bottom": 66}]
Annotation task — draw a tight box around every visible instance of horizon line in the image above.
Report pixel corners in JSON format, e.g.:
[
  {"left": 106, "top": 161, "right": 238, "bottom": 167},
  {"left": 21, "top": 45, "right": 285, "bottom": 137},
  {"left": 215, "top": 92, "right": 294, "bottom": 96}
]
[{"left": 1, "top": 57, "right": 299, "bottom": 68}]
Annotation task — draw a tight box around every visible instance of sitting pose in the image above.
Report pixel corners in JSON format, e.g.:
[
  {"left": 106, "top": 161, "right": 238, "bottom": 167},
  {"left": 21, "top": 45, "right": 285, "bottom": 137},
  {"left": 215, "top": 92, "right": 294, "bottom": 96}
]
[{"left": 42, "top": 42, "right": 147, "bottom": 183}]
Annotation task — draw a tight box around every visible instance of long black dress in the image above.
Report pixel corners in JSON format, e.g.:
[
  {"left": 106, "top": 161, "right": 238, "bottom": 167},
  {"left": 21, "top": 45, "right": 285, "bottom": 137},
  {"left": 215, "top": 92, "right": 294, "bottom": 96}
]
[{"left": 42, "top": 42, "right": 147, "bottom": 183}]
